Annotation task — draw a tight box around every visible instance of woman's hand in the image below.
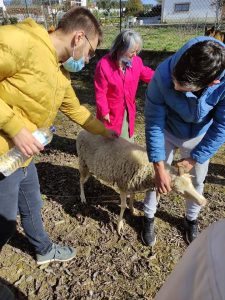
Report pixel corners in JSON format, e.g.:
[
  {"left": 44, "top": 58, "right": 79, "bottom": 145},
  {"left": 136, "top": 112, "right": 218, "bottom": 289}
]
[{"left": 103, "top": 113, "right": 110, "bottom": 123}]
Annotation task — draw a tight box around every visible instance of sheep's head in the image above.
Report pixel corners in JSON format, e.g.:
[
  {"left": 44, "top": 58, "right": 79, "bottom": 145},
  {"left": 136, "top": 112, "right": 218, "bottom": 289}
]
[{"left": 166, "top": 165, "right": 207, "bottom": 206}]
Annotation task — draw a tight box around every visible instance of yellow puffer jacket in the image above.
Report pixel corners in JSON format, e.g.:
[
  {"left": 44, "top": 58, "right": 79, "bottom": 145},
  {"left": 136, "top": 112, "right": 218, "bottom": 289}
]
[{"left": 0, "top": 18, "right": 108, "bottom": 165}]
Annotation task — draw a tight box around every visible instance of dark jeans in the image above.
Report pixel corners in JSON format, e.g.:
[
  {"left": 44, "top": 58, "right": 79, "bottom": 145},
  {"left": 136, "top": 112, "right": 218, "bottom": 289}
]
[{"left": 0, "top": 162, "right": 52, "bottom": 255}]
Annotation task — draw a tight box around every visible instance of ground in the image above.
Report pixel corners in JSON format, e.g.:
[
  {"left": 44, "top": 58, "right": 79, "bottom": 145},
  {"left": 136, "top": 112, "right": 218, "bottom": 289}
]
[{"left": 0, "top": 68, "right": 225, "bottom": 300}]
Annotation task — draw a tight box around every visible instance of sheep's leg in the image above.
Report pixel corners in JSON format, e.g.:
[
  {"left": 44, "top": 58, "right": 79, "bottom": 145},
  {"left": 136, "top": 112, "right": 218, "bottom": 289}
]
[
  {"left": 128, "top": 194, "right": 138, "bottom": 216},
  {"left": 117, "top": 191, "right": 127, "bottom": 234},
  {"left": 79, "top": 160, "right": 90, "bottom": 204},
  {"left": 80, "top": 175, "right": 90, "bottom": 203}
]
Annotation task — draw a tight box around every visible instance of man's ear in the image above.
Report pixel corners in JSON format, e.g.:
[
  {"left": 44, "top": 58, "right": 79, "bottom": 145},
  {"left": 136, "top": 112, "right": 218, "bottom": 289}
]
[
  {"left": 73, "top": 31, "right": 85, "bottom": 47},
  {"left": 208, "top": 79, "right": 220, "bottom": 87}
]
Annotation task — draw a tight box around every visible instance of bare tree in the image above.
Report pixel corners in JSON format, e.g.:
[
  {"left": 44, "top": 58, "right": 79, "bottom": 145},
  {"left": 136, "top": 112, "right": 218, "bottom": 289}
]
[{"left": 211, "top": 0, "right": 225, "bottom": 26}]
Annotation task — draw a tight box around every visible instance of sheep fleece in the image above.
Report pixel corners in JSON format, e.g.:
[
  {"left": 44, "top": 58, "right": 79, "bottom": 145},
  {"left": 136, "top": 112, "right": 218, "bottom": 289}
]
[{"left": 76, "top": 130, "right": 155, "bottom": 193}]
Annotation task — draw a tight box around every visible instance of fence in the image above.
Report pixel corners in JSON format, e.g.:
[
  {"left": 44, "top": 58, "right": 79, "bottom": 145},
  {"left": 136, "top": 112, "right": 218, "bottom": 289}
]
[{"left": 1, "top": 0, "right": 225, "bottom": 51}]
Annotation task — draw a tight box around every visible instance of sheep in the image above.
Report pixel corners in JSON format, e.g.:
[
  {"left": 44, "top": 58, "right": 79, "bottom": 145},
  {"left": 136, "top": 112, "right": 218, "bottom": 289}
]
[{"left": 76, "top": 130, "right": 207, "bottom": 234}]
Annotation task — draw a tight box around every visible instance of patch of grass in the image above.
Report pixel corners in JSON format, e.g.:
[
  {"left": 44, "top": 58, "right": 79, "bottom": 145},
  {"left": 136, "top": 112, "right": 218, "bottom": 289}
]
[{"left": 100, "top": 26, "right": 204, "bottom": 51}]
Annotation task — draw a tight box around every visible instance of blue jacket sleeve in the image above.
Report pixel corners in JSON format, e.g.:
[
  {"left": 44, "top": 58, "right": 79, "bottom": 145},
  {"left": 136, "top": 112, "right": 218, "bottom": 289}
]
[
  {"left": 191, "top": 97, "right": 225, "bottom": 163},
  {"left": 145, "top": 72, "right": 167, "bottom": 162}
]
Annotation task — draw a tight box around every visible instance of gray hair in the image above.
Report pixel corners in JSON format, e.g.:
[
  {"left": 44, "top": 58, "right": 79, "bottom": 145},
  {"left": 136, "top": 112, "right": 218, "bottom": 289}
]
[{"left": 110, "top": 29, "right": 143, "bottom": 61}]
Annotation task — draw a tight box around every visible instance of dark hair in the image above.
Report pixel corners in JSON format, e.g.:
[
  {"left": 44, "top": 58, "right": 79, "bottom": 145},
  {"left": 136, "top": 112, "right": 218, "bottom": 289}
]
[
  {"left": 173, "top": 40, "right": 225, "bottom": 89},
  {"left": 56, "top": 7, "right": 102, "bottom": 45},
  {"left": 110, "top": 29, "right": 142, "bottom": 61}
]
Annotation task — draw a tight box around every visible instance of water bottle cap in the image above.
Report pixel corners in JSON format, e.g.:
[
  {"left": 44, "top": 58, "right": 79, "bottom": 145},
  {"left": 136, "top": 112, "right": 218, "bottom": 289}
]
[{"left": 50, "top": 125, "right": 56, "bottom": 133}]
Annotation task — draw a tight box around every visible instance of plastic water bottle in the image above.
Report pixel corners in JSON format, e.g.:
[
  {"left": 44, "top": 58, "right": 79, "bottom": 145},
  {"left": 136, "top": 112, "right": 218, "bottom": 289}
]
[{"left": 0, "top": 126, "right": 56, "bottom": 177}]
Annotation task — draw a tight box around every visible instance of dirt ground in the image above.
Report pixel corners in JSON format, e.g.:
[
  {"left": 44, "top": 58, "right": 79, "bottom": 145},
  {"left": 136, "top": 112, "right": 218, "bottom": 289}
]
[{"left": 0, "top": 66, "right": 225, "bottom": 300}]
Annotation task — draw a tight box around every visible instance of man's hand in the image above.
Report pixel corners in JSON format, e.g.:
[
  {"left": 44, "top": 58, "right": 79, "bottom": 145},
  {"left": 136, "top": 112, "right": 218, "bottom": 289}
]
[
  {"left": 154, "top": 161, "right": 172, "bottom": 194},
  {"left": 103, "top": 113, "right": 110, "bottom": 123},
  {"left": 104, "top": 129, "right": 118, "bottom": 139},
  {"left": 176, "top": 158, "right": 196, "bottom": 174},
  {"left": 12, "top": 127, "right": 44, "bottom": 157}
]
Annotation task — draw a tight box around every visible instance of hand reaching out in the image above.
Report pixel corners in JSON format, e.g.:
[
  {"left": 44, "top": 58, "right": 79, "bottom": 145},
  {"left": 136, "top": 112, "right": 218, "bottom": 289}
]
[{"left": 105, "top": 129, "right": 118, "bottom": 139}]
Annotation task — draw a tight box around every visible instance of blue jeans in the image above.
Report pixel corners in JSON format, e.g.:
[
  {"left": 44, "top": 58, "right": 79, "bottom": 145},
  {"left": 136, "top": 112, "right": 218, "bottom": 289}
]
[
  {"left": 0, "top": 162, "right": 52, "bottom": 254},
  {"left": 144, "top": 131, "right": 209, "bottom": 221}
]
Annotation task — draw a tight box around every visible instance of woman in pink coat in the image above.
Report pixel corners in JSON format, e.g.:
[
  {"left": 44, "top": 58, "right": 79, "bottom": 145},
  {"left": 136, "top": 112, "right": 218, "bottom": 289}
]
[{"left": 94, "top": 30, "right": 154, "bottom": 141}]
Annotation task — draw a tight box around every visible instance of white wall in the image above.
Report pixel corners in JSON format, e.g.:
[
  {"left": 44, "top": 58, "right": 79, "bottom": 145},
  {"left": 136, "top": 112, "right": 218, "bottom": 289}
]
[
  {"left": 71, "top": 0, "right": 87, "bottom": 6},
  {"left": 162, "top": 0, "right": 218, "bottom": 23},
  {"left": 0, "top": 0, "right": 6, "bottom": 11}
]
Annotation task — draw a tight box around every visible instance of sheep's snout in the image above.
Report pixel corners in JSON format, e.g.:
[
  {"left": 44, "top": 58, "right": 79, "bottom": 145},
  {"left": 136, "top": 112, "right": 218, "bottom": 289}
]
[{"left": 172, "top": 173, "right": 207, "bottom": 206}]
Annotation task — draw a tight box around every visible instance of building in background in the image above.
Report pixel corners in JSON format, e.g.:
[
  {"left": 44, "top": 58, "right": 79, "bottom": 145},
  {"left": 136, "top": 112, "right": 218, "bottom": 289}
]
[
  {"left": 0, "top": 0, "right": 6, "bottom": 11},
  {"left": 71, "top": 0, "right": 86, "bottom": 6},
  {"left": 161, "top": 0, "right": 220, "bottom": 23}
]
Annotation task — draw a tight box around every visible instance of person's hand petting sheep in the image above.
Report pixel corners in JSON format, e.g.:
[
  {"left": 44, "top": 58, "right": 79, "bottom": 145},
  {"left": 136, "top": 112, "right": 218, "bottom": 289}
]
[
  {"left": 153, "top": 161, "right": 172, "bottom": 195},
  {"left": 105, "top": 129, "right": 118, "bottom": 139},
  {"left": 176, "top": 158, "right": 196, "bottom": 175},
  {"left": 153, "top": 158, "right": 197, "bottom": 195}
]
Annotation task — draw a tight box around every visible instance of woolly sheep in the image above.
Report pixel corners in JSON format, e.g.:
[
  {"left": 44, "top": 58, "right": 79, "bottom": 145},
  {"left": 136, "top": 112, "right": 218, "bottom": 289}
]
[{"left": 76, "top": 130, "right": 207, "bottom": 234}]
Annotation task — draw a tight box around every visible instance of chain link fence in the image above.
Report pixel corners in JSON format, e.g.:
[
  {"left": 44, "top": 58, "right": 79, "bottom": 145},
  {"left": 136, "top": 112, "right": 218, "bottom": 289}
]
[{"left": 0, "top": 0, "right": 225, "bottom": 51}]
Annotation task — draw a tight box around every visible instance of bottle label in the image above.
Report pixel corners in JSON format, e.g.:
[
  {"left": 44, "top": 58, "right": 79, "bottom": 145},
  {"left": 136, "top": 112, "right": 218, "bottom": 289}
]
[{"left": 33, "top": 131, "right": 47, "bottom": 146}]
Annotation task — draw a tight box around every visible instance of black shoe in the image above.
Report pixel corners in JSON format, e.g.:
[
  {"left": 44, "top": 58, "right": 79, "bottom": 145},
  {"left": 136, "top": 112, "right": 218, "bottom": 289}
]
[
  {"left": 141, "top": 216, "right": 156, "bottom": 246},
  {"left": 184, "top": 217, "right": 198, "bottom": 244}
]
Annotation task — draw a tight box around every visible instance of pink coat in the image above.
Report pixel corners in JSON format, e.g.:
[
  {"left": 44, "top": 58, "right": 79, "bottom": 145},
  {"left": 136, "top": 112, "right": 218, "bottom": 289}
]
[{"left": 94, "top": 54, "right": 155, "bottom": 137}]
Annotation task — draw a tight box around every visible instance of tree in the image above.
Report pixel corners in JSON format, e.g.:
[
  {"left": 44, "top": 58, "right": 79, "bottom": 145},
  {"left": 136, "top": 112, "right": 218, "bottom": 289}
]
[
  {"left": 125, "top": 0, "right": 143, "bottom": 16},
  {"left": 211, "top": 0, "right": 225, "bottom": 25},
  {"left": 87, "top": 0, "right": 93, "bottom": 7},
  {"left": 97, "top": 0, "right": 120, "bottom": 9},
  {"left": 96, "top": 0, "right": 121, "bottom": 19}
]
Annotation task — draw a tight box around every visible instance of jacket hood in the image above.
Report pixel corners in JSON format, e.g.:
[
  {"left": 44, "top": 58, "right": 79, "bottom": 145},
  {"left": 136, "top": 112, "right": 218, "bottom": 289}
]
[{"left": 16, "top": 18, "right": 58, "bottom": 61}]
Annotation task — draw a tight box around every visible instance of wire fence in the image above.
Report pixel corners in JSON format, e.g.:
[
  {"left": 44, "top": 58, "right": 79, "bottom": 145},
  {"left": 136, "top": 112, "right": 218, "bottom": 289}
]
[{"left": 0, "top": 0, "right": 225, "bottom": 51}]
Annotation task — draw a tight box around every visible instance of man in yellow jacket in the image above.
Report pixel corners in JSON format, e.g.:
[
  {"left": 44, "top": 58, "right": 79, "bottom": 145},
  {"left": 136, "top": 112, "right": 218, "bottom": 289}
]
[{"left": 0, "top": 7, "right": 115, "bottom": 265}]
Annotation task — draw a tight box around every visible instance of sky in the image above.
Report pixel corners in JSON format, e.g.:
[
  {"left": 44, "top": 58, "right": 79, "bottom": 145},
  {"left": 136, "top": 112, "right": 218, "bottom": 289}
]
[{"left": 142, "top": 0, "right": 158, "bottom": 5}]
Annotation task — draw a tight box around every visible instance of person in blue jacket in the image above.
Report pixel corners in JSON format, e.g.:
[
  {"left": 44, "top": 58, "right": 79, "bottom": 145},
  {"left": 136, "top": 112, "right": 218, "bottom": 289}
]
[{"left": 142, "top": 36, "right": 225, "bottom": 246}]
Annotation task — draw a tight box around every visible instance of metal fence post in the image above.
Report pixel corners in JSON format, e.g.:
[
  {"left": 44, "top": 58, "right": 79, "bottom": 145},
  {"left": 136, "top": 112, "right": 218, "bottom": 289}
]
[{"left": 119, "top": 0, "right": 121, "bottom": 32}]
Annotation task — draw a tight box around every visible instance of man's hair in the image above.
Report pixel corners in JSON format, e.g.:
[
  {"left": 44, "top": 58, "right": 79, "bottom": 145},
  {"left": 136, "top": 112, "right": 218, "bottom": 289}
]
[
  {"left": 173, "top": 40, "right": 225, "bottom": 89},
  {"left": 110, "top": 29, "right": 142, "bottom": 61},
  {"left": 56, "top": 7, "right": 102, "bottom": 45}
]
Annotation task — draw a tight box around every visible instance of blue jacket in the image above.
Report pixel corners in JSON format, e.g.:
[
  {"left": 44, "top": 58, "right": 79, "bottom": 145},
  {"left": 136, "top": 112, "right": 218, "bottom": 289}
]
[{"left": 145, "top": 36, "right": 225, "bottom": 164}]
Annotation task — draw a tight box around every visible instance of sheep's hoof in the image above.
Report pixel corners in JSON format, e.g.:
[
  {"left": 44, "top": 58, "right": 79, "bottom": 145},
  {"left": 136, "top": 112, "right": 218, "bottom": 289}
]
[
  {"left": 117, "top": 221, "right": 124, "bottom": 235},
  {"left": 80, "top": 195, "right": 86, "bottom": 204}
]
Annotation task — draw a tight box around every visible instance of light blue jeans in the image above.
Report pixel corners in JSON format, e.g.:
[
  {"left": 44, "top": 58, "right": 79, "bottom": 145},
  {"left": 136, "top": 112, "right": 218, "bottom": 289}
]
[{"left": 144, "top": 130, "right": 209, "bottom": 221}]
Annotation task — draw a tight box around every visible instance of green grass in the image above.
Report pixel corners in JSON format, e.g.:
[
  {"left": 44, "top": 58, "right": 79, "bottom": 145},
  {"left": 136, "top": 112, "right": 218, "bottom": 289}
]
[{"left": 100, "top": 25, "right": 204, "bottom": 51}]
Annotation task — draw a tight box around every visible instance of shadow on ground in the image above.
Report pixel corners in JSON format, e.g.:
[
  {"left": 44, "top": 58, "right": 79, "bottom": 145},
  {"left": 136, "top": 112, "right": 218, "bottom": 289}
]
[
  {"left": 36, "top": 161, "right": 145, "bottom": 234},
  {"left": 206, "top": 163, "right": 225, "bottom": 185},
  {"left": 0, "top": 278, "right": 28, "bottom": 300}
]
